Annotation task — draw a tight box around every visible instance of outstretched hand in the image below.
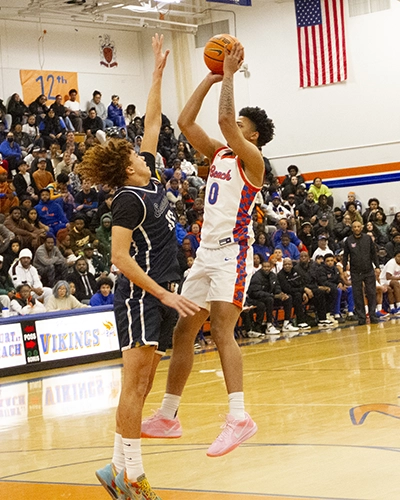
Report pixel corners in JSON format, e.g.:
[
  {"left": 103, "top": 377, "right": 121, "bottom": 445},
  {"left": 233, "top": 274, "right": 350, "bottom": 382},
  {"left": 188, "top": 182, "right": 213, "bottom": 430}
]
[
  {"left": 160, "top": 290, "right": 201, "bottom": 318},
  {"left": 152, "top": 33, "right": 170, "bottom": 72},
  {"left": 223, "top": 42, "right": 245, "bottom": 77}
]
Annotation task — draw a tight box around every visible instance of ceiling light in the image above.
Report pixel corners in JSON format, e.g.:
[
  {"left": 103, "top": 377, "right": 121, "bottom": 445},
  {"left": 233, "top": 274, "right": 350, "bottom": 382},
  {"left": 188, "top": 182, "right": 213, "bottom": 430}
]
[{"left": 123, "top": 3, "right": 157, "bottom": 12}]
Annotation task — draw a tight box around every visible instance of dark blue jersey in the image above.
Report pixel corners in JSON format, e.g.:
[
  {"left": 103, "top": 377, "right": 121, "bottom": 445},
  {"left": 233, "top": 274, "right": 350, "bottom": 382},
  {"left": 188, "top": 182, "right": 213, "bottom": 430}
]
[{"left": 112, "top": 152, "right": 180, "bottom": 284}]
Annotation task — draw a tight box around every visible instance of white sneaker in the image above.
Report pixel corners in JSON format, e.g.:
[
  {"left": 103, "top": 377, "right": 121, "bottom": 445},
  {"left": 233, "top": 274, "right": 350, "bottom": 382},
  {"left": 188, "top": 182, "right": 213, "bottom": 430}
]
[
  {"left": 265, "top": 325, "right": 280, "bottom": 335},
  {"left": 247, "top": 330, "right": 263, "bottom": 338},
  {"left": 298, "top": 323, "right": 311, "bottom": 330},
  {"left": 318, "top": 320, "right": 333, "bottom": 329},
  {"left": 282, "top": 323, "right": 299, "bottom": 338},
  {"left": 326, "top": 314, "right": 338, "bottom": 325}
]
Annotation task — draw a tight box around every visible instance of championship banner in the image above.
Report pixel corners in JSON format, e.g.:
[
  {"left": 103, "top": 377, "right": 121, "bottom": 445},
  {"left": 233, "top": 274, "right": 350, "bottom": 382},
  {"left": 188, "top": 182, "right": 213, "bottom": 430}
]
[{"left": 20, "top": 70, "right": 79, "bottom": 105}]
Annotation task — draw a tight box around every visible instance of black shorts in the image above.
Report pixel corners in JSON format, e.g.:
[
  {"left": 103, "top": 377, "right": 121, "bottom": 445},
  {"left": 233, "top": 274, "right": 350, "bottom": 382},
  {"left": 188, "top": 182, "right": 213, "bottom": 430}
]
[{"left": 114, "top": 276, "right": 178, "bottom": 354}]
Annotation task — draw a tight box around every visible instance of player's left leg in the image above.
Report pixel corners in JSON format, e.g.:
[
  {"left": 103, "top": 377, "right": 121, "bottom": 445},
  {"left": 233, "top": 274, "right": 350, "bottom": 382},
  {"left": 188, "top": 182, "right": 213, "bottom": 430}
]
[{"left": 206, "top": 300, "right": 257, "bottom": 457}]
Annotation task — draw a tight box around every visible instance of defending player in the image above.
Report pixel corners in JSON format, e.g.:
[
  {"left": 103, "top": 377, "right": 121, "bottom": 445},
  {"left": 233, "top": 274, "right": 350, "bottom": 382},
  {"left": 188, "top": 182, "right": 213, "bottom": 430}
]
[
  {"left": 78, "top": 34, "right": 199, "bottom": 500},
  {"left": 142, "top": 42, "right": 275, "bottom": 457}
]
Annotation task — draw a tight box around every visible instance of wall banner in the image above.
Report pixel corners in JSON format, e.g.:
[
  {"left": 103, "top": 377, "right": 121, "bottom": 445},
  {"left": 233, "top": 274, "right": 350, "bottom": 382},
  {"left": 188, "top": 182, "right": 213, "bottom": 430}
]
[{"left": 20, "top": 70, "right": 79, "bottom": 105}]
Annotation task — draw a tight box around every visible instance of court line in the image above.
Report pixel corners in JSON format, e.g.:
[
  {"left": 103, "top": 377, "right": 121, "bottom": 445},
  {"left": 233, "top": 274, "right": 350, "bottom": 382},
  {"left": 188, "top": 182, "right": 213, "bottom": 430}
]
[{"left": 0, "top": 480, "right": 360, "bottom": 500}]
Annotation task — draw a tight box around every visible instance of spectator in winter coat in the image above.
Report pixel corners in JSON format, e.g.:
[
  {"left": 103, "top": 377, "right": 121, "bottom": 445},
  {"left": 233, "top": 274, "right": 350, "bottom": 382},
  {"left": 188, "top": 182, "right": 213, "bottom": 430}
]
[
  {"left": 277, "top": 258, "right": 314, "bottom": 330},
  {"left": 247, "top": 260, "right": 297, "bottom": 336},
  {"left": 294, "top": 251, "right": 335, "bottom": 328},
  {"left": 69, "top": 214, "right": 96, "bottom": 253},
  {"left": 7, "top": 93, "right": 29, "bottom": 127},
  {"left": 9, "top": 248, "right": 52, "bottom": 303},
  {"left": 29, "top": 95, "right": 49, "bottom": 125},
  {"left": 13, "top": 161, "right": 39, "bottom": 203},
  {"left": 95, "top": 214, "right": 112, "bottom": 266},
  {"left": 10, "top": 283, "right": 46, "bottom": 315},
  {"left": 33, "top": 234, "right": 69, "bottom": 287}
]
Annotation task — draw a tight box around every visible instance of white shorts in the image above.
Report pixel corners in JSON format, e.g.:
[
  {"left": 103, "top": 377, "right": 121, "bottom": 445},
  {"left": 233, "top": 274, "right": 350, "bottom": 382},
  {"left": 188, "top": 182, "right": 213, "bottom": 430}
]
[{"left": 181, "top": 242, "right": 253, "bottom": 311}]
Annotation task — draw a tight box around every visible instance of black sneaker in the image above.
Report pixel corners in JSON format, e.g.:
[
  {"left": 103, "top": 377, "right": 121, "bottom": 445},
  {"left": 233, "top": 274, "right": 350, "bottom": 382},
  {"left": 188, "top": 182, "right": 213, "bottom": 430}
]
[
  {"left": 358, "top": 319, "right": 366, "bottom": 325},
  {"left": 369, "top": 316, "right": 381, "bottom": 324}
]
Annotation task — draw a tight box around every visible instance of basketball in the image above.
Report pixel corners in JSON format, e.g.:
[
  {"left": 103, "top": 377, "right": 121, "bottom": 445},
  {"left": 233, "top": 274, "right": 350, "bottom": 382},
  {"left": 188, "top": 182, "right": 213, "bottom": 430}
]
[{"left": 203, "top": 34, "right": 240, "bottom": 75}]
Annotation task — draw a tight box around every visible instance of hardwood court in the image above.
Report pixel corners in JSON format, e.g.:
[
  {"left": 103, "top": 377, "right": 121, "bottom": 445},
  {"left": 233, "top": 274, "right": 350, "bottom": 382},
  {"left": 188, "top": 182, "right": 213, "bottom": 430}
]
[{"left": 1, "top": 319, "right": 400, "bottom": 500}]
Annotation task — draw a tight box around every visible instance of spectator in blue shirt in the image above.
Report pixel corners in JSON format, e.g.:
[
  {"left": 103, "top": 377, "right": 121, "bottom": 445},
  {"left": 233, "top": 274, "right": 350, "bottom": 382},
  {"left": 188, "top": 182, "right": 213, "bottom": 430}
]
[
  {"left": 89, "top": 276, "right": 114, "bottom": 306},
  {"left": 275, "top": 234, "right": 300, "bottom": 261},
  {"left": 272, "top": 217, "right": 301, "bottom": 248},
  {"left": 107, "top": 95, "right": 125, "bottom": 129},
  {"left": 35, "top": 188, "right": 68, "bottom": 237},
  {"left": 0, "top": 132, "right": 22, "bottom": 175}
]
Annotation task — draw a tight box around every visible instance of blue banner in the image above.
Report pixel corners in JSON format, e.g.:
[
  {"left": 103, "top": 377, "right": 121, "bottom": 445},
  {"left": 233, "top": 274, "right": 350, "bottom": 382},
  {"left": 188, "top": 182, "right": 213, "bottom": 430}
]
[{"left": 206, "top": 0, "right": 252, "bottom": 6}]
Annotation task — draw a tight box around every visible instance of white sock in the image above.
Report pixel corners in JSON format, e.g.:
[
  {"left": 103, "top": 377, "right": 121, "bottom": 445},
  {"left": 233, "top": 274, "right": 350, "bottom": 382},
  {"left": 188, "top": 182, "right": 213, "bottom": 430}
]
[
  {"left": 390, "top": 304, "right": 395, "bottom": 310},
  {"left": 228, "top": 392, "right": 245, "bottom": 420},
  {"left": 160, "top": 393, "right": 181, "bottom": 420},
  {"left": 365, "top": 305, "right": 369, "bottom": 313},
  {"left": 376, "top": 304, "right": 382, "bottom": 311},
  {"left": 266, "top": 322, "right": 272, "bottom": 329},
  {"left": 122, "top": 438, "right": 144, "bottom": 481},
  {"left": 283, "top": 320, "right": 289, "bottom": 327},
  {"left": 396, "top": 302, "right": 400, "bottom": 308},
  {"left": 112, "top": 433, "right": 125, "bottom": 473}
]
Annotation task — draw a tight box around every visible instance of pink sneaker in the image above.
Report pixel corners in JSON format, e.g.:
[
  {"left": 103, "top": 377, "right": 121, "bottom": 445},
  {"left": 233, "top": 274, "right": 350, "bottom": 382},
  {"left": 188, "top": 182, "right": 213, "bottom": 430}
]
[
  {"left": 206, "top": 412, "right": 257, "bottom": 457},
  {"left": 141, "top": 410, "right": 182, "bottom": 438}
]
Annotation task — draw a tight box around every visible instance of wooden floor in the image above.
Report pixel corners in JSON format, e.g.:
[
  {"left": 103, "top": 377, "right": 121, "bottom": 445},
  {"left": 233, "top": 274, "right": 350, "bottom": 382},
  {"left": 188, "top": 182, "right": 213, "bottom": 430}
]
[{"left": 1, "top": 318, "right": 400, "bottom": 500}]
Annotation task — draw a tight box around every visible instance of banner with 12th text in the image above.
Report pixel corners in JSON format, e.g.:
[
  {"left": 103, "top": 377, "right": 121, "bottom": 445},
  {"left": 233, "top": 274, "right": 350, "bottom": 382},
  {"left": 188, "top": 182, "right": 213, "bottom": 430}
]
[{"left": 20, "top": 70, "right": 79, "bottom": 105}]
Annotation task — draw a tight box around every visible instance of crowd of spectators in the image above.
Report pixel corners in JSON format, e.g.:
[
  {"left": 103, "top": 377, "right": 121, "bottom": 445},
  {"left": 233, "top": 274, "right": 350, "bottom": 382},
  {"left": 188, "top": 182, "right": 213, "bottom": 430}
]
[
  {"left": 0, "top": 90, "right": 399, "bottom": 335},
  {"left": 241, "top": 166, "right": 400, "bottom": 339},
  {"left": 0, "top": 87, "right": 211, "bottom": 316}
]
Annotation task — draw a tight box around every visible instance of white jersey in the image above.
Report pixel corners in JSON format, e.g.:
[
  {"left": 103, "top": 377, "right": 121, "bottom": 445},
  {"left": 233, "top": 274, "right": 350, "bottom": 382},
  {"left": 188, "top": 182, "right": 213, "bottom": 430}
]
[
  {"left": 380, "top": 258, "right": 400, "bottom": 285},
  {"left": 201, "top": 147, "right": 260, "bottom": 249}
]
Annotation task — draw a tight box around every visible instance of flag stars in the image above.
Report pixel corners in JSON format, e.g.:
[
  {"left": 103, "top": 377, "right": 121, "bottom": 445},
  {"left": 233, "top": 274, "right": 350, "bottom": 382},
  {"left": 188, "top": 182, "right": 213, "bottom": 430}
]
[{"left": 296, "top": 0, "right": 322, "bottom": 27}]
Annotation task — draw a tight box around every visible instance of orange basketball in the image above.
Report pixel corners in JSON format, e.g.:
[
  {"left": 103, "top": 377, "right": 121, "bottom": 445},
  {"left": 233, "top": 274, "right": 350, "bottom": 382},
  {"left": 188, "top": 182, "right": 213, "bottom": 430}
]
[{"left": 203, "top": 34, "right": 240, "bottom": 75}]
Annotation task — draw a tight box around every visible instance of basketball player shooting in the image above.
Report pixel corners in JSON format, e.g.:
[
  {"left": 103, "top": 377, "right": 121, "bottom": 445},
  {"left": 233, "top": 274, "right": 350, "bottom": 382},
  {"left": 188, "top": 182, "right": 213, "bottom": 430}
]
[{"left": 142, "top": 41, "right": 275, "bottom": 457}]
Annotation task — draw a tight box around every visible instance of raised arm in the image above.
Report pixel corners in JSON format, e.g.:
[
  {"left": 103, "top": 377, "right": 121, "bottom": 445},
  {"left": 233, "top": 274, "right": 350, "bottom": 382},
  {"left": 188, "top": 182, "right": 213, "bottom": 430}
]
[
  {"left": 177, "top": 73, "right": 224, "bottom": 160},
  {"left": 141, "top": 34, "right": 170, "bottom": 157},
  {"left": 218, "top": 43, "right": 264, "bottom": 187}
]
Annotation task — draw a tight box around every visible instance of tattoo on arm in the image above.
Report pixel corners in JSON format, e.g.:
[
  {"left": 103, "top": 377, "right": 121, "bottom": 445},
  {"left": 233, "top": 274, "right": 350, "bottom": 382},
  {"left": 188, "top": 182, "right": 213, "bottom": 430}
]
[{"left": 219, "top": 77, "right": 235, "bottom": 117}]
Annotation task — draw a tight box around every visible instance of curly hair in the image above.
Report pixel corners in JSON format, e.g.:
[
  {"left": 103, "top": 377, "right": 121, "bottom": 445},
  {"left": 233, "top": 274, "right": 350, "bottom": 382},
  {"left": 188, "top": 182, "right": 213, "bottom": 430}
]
[
  {"left": 238, "top": 106, "right": 274, "bottom": 147},
  {"left": 76, "top": 138, "right": 133, "bottom": 187}
]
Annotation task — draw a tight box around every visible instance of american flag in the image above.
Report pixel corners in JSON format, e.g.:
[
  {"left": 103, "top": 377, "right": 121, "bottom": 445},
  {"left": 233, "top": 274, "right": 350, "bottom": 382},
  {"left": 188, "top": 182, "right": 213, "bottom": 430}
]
[{"left": 295, "top": 0, "right": 347, "bottom": 88}]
